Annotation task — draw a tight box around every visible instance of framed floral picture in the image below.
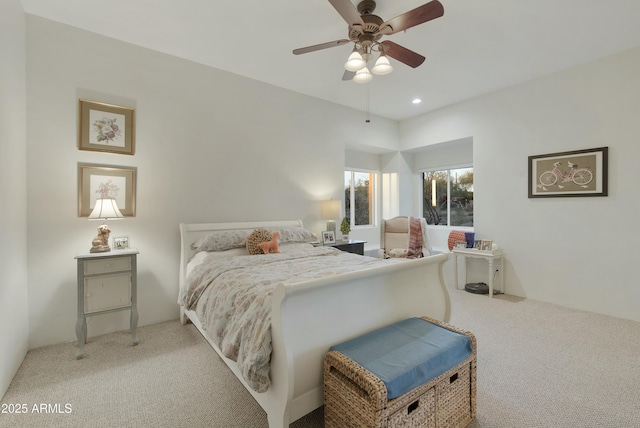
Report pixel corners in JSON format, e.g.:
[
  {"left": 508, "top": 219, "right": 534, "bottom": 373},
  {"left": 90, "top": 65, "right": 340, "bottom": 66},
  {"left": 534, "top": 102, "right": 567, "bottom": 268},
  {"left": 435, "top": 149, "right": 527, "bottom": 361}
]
[
  {"left": 79, "top": 99, "right": 135, "bottom": 155},
  {"left": 78, "top": 163, "right": 136, "bottom": 217}
]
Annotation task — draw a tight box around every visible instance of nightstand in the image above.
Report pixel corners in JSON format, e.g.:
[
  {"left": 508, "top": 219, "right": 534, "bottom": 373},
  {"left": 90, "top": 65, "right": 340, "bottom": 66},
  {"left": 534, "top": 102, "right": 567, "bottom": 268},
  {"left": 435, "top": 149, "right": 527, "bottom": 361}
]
[
  {"left": 326, "top": 240, "right": 367, "bottom": 255},
  {"left": 74, "top": 248, "right": 139, "bottom": 359}
]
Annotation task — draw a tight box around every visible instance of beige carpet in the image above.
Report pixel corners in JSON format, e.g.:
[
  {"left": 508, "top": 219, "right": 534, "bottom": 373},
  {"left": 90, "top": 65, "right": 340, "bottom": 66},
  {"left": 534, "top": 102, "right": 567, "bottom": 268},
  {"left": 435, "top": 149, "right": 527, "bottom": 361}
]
[{"left": 1, "top": 289, "right": 639, "bottom": 427}]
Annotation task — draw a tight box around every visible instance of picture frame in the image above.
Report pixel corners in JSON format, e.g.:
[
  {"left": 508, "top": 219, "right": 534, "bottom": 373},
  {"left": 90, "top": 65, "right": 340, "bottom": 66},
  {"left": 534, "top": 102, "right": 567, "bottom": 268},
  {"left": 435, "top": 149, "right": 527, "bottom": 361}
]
[
  {"left": 79, "top": 99, "right": 135, "bottom": 155},
  {"left": 474, "top": 240, "right": 482, "bottom": 250},
  {"left": 480, "top": 240, "right": 493, "bottom": 251},
  {"left": 322, "top": 230, "right": 336, "bottom": 245},
  {"left": 78, "top": 163, "right": 136, "bottom": 217},
  {"left": 454, "top": 241, "right": 467, "bottom": 249},
  {"left": 528, "top": 147, "right": 608, "bottom": 198},
  {"left": 113, "top": 236, "right": 129, "bottom": 250}
]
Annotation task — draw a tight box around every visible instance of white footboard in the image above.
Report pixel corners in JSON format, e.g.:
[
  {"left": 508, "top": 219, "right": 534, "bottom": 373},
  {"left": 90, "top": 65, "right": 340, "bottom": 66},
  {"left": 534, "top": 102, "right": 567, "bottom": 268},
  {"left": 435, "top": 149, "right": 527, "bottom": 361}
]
[
  {"left": 178, "top": 221, "right": 450, "bottom": 428},
  {"left": 270, "top": 252, "right": 449, "bottom": 427}
]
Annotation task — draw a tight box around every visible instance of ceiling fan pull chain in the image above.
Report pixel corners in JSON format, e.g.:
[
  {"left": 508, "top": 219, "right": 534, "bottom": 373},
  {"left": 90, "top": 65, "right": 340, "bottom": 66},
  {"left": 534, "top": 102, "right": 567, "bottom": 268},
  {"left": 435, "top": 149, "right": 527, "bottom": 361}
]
[{"left": 365, "top": 82, "right": 371, "bottom": 123}]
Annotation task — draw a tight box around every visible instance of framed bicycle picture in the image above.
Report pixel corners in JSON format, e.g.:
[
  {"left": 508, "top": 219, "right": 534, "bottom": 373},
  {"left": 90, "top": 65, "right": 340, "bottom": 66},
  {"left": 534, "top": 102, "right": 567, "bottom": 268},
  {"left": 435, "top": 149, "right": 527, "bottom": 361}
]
[{"left": 528, "top": 147, "right": 608, "bottom": 198}]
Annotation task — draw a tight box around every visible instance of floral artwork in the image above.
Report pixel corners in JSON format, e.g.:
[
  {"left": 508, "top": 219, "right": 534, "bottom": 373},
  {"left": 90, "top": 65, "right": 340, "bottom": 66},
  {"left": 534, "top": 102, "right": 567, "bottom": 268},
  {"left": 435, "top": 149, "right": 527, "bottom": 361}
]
[
  {"left": 89, "top": 110, "right": 126, "bottom": 147},
  {"left": 79, "top": 164, "right": 135, "bottom": 217},
  {"left": 79, "top": 100, "right": 134, "bottom": 155},
  {"left": 95, "top": 179, "right": 120, "bottom": 199},
  {"left": 93, "top": 117, "right": 122, "bottom": 144}
]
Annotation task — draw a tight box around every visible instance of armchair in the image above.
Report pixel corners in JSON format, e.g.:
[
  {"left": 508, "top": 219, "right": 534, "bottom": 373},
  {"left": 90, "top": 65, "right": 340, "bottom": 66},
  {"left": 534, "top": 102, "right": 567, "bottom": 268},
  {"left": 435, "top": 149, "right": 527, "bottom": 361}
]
[{"left": 378, "top": 216, "right": 433, "bottom": 259}]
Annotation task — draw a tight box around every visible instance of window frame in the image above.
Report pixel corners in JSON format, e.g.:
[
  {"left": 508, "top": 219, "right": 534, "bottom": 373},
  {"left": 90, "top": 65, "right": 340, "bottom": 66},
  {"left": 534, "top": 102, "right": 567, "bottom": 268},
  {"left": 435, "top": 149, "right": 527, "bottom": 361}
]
[
  {"left": 344, "top": 169, "right": 378, "bottom": 229},
  {"left": 420, "top": 164, "right": 474, "bottom": 228}
]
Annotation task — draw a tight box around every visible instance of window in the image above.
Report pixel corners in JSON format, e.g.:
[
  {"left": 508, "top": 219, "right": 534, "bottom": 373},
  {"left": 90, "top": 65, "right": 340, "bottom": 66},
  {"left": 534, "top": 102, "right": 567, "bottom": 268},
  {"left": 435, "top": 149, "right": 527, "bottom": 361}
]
[
  {"left": 422, "top": 167, "right": 473, "bottom": 227},
  {"left": 344, "top": 170, "right": 376, "bottom": 226}
]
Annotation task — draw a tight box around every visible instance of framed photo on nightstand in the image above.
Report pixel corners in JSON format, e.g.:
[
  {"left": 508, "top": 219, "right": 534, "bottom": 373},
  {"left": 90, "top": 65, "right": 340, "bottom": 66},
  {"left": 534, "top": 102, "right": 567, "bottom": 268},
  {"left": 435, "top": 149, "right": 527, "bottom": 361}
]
[
  {"left": 322, "top": 231, "right": 336, "bottom": 245},
  {"left": 113, "top": 236, "right": 129, "bottom": 250}
]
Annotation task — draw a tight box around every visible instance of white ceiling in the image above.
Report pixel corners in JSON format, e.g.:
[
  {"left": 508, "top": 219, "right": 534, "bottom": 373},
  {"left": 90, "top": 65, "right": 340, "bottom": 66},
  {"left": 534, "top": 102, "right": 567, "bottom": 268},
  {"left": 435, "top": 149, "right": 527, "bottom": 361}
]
[{"left": 21, "top": 0, "right": 640, "bottom": 121}]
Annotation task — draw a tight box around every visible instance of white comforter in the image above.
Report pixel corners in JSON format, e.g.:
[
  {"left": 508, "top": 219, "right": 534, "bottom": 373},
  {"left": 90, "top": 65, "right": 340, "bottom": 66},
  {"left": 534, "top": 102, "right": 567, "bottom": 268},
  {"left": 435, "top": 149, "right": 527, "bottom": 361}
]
[{"left": 179, "top": 245, "right": 398, "bottom": 392}]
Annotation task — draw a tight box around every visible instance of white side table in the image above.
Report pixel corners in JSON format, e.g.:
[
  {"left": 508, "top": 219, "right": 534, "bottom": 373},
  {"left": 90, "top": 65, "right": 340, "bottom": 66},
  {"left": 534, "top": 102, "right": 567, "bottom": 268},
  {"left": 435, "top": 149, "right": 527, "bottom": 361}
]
[
  {"left": 452, "top": 247, "right": 504, "bottom": 297},
  {"left": 75, "top": 248, "right": 139, "bottom": 359}
]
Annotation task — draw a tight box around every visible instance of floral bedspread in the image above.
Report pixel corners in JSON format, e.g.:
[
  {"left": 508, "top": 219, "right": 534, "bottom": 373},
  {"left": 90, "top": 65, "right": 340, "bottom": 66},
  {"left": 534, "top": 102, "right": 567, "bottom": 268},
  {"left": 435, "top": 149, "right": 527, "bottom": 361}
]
[{"left": 179, "top": 246, "right": 395, "bottom": 392}]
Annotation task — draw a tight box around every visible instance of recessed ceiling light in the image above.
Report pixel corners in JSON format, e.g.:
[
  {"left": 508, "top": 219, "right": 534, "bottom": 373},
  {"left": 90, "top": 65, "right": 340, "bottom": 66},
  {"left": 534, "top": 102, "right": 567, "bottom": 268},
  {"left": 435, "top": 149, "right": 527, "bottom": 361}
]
[{"left": 412, "top": 98, "right": 422, "bottom": 104}]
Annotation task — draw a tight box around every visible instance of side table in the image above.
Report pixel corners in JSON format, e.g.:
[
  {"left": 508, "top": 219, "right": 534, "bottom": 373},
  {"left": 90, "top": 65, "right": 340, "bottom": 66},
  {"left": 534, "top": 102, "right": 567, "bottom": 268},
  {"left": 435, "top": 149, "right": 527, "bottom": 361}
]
[
  {"left": 74, "top": 248, "right": 139, "bottom": 359},
  {"left": 452, "top": 247, "right": 504, "bottom": 297},
  {"left": 326, "top": 239, "right": 366, "bottom": 255}
]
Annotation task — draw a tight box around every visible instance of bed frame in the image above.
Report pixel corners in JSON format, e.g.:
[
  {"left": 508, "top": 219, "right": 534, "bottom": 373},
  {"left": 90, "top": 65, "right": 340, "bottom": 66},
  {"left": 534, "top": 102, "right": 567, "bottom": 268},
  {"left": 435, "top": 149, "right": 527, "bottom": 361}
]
[{"left": 179, "top": 220, "right": 451, "bottom": 428}]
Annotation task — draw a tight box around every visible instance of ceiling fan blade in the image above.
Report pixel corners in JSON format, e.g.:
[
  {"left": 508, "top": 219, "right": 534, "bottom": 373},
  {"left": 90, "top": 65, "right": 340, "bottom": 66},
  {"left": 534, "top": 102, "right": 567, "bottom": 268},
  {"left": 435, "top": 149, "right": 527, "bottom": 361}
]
[
  {"left": 342, "top": 70, "right": 356, "bottom": 81},
  {"left": 380, "top": 41, "right": 425, "bottom": 68},
  {"left": 378, "top": 0, "right": 444, "bottom": 35},
  {"left": 328, "top": 0, "right": 365, "bottom": 27},
  {"left": 293, "top": 39, "right": 351, "bottom": 55}
]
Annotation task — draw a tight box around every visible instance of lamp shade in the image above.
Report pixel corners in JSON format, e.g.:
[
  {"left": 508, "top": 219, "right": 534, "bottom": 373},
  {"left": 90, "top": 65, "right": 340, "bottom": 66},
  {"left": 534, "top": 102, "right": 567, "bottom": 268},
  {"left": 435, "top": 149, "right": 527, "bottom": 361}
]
[
  {"left": 371, "top": 54, "right": 393, "bottom": 75},
  {"left": 344, "top": 50, "right": 366, "bottom": 72},
  {"left": 88, "top": 198, "right": 124, "bottom": 220},
  {"left": 353, "top": 67, "right": 373, "bottom": 83},
  {"left": 321, "top": 200, "right": 341, "bottom": 220}
]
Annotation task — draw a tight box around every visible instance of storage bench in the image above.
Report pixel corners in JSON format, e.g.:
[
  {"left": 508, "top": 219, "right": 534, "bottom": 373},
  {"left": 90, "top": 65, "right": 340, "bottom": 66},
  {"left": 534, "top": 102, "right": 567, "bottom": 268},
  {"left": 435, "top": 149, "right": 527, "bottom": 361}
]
[{"left": 324, "top": 316, "right": 477, "bottom": 428}]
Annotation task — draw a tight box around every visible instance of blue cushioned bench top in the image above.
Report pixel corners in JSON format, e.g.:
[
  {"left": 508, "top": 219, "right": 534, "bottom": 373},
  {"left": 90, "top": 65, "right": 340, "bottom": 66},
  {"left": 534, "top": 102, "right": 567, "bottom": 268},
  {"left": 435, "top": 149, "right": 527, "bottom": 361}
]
[{"left": 330, "top": 317, "right": 473, "bottom": 399}]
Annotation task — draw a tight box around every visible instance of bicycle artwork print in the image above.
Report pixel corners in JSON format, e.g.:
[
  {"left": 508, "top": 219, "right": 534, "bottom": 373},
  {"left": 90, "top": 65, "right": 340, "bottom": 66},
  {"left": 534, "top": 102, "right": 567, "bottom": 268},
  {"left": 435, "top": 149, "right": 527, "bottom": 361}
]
[{"left": 528, "top": 147, "right": 608, "bottom": 198}]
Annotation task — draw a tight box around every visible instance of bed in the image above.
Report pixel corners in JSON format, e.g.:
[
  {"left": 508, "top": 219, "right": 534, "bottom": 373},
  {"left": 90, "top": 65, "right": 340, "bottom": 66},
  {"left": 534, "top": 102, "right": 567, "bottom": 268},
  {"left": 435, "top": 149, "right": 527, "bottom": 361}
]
[{"left": 178, "top": 219, "right": 451, "bottom": 428}]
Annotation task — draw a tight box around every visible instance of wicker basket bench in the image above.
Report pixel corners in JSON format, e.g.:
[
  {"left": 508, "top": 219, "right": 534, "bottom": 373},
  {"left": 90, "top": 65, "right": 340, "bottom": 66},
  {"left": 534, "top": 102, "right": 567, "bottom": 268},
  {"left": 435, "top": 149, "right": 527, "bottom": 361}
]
[{"left": 324, "top": 316, "right": 477, "bottom": 428}]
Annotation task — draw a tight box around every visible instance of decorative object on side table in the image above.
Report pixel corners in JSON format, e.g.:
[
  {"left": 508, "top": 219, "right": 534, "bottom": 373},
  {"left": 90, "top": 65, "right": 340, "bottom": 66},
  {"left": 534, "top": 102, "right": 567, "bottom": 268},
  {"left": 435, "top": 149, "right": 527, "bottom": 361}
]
[
  {"left": 480, "top": 240, "right": 493, "bottom": 251},
  {"left": 321, "top": 199, "right": 341, "bottom": 233},
  {"left": 340, "top": 217, "right": 351, "bottom": 241},
  {"left": 78, "top": 99, "right": 135, "bottom": 155},
  {"left": 88, "top": 198, "right": 124, "bottom": 253},
  {"left": 322, "top": 230, "right": 336, "bottom": 245},
  {"left": 114, "top": 236, "right": 129, "bottom": 250}
]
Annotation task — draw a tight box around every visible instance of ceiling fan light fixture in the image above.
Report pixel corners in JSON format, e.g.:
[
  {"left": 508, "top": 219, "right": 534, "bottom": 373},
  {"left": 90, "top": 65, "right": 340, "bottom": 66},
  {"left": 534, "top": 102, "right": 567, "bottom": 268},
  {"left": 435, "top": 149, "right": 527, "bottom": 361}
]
[
  {"left": 353, "top": 67, "right": 373, "bottom": 83},
  {"left": 344, "top": 49, "right": 366, "bottom": 72},
  {"left": 371, "top": 53, "right": 393, "bottom": 75}
]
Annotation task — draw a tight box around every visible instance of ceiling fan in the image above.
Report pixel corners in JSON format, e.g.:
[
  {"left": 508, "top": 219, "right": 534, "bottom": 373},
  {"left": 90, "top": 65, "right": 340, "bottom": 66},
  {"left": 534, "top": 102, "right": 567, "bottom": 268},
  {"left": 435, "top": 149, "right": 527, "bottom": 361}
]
[{"left": 292, "top": 0, "right": 444, "bottom": 83}]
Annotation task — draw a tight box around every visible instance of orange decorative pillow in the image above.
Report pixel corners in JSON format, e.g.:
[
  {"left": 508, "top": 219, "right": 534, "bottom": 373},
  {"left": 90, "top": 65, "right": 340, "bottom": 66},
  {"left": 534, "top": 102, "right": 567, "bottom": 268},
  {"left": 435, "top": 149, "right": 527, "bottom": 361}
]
[
  {"left": 447, "top": 230, "right": 466, "bottom": 251},
  {"left": 258, "top": 232, "right": 280, "bottom": 254},
  {"left": 246, "top": 228, "right": 272, "bottom": 255}
]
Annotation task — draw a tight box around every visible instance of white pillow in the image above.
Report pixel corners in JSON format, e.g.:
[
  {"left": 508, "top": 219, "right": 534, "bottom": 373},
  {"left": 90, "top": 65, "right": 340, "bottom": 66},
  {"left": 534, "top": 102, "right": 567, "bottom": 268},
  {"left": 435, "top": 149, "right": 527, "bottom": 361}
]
[{"left": 191, "top": 229, "right": 252, "bottom": 252}]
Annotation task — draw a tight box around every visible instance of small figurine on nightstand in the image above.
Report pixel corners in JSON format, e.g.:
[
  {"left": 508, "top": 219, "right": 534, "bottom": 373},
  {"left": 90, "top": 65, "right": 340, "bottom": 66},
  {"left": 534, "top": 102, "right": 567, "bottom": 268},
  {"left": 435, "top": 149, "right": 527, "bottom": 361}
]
[
  {"left": 340, "top": 217, "right": 351, "bottom": 241},
  {"left": 90, "top": 224, "right": 111, "bottom": 253}
]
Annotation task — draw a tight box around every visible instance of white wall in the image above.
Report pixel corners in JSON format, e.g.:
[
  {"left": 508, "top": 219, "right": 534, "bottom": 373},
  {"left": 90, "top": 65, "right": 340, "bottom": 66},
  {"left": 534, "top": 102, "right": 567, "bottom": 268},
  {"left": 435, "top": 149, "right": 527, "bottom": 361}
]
[
  {"left": 25, "top": 16, "right": 399, "bottom": 349},
  {"left": 0, "top": 0, "right": 29, "bottom": 397},
  {"left": 401, "top": 47, "right": 640, "bottom": 322}
]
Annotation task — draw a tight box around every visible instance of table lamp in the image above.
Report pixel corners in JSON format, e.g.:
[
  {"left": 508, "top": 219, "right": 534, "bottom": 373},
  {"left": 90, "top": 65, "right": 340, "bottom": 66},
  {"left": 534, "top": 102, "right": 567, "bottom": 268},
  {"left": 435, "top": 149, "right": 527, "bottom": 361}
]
[
  {"left": 321, "top": 199, "right": 341, "bottom": 233},
  {"left": 88, "top": 198, "right": 124, "bottom": 253}
]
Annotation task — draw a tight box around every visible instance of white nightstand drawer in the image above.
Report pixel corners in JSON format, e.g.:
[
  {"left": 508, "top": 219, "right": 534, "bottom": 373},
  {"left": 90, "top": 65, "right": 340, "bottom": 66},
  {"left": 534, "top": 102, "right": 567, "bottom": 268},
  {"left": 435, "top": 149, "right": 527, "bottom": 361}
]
[
  {"left": 84, "top": 257, "right": 131, "bottom": 275},
  {"left": 84, "top": 273, "right": 131, "bottom": 313}
]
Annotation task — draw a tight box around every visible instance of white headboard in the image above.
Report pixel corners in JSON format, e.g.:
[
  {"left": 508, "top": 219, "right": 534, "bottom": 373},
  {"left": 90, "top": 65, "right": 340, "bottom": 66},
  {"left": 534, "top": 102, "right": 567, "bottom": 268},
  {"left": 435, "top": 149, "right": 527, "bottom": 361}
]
[{"left": 179, "top": 219, "right": 304, "bottom": 290}]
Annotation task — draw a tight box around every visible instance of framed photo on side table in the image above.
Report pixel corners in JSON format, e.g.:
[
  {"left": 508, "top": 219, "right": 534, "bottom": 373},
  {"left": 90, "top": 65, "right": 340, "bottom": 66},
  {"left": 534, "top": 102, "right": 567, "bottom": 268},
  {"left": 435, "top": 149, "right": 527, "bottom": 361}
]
[
  {"left": 79, "top": 99, "right": 135, "bottom": 155},
  {"left": 480, "top": 240, "right": 493, "bottom": 251},
  {"left": 322, "top": 231, "right": 336, "bottom": 245},
  {"left": 113, "top": 236, "right": 130, "bottom": 250},
  {"left": 78, "top": 163, "right": 136, "bottom": 217}
]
